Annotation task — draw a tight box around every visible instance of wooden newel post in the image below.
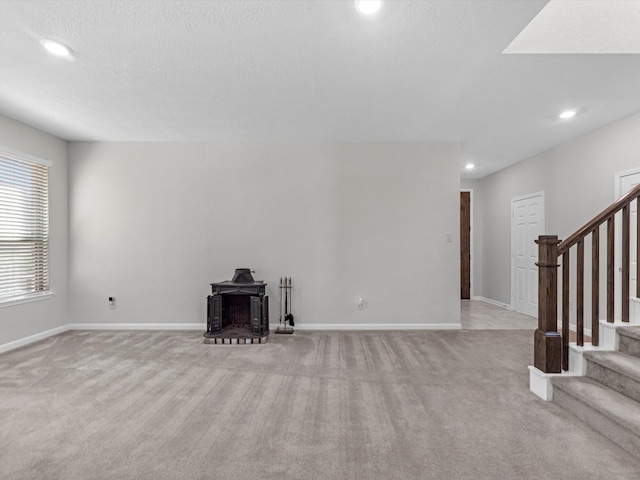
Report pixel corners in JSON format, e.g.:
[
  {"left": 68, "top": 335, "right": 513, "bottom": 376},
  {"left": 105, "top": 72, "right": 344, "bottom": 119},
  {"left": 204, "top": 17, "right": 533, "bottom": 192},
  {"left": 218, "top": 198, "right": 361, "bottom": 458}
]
[{"left": 534, "top": 235, "right": 561, "bottom": 373}]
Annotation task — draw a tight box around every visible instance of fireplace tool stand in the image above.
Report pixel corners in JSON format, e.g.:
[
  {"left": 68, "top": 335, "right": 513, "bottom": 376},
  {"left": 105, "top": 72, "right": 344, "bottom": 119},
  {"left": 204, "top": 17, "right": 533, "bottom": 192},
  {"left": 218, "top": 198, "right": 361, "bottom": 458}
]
[{"left": 276, "top": 276, "right": 294, "bottom": 334}]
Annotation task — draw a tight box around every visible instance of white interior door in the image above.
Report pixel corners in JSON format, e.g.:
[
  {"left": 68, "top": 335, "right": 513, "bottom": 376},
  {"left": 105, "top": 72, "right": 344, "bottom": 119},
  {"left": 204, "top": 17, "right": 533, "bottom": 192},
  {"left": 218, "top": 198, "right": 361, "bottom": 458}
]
[
  {"left": 617, "top": 170, "right": 640, "bottom": 300},
  {"left": 512, "top": 193, "right": 545, "bottom": 317}
]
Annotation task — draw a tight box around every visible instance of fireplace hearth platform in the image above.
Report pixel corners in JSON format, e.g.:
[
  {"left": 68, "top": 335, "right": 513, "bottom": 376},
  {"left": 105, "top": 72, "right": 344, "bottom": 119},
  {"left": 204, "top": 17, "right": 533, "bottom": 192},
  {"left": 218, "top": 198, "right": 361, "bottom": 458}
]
[
  {"left": 204, "top": 268, "right": 269, "bottom": 344},
  {"left": 203, "top": 335, "right": 268, "bottom": 345}
]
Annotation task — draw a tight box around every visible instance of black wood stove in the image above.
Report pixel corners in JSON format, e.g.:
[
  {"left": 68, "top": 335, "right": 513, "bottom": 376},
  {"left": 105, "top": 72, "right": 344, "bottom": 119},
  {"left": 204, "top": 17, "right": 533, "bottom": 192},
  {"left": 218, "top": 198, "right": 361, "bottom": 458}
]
[{"left": 204, "top": 269, "right": 269, "bottom": 344}]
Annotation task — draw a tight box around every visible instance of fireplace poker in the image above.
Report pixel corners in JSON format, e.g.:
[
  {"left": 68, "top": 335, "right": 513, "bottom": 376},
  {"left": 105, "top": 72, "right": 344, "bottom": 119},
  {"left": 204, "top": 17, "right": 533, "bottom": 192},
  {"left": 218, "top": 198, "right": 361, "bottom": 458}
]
[
  {"left": 284, "top": 277, "right": 289, "bottom": 327},
  {"left": 285, "top": 277, "right": 295, "bottom": 327},
  {"left": 279, "top": 277, "right": 283, "bottom": 327}
]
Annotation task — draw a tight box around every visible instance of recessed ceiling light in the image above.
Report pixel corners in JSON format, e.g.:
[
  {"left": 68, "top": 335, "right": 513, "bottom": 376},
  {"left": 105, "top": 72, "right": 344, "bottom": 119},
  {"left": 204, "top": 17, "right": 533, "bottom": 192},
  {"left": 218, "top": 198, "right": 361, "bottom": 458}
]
[
  {"left": 40, "top": 39, "right": 73, "bottom": 58},
  {"left": 465, "top": 164, "right": 475, "bottom": 170},
  {"left": 559, "top": 110, "right": 576, "bottom": 119},
  {"left": 355, "top": 0, "right": 383, "bottom": 15}
]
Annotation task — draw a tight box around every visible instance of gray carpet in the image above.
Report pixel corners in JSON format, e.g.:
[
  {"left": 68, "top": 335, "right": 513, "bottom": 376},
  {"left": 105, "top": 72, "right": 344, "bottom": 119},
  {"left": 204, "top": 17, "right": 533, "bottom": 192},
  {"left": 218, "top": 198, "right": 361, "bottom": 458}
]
[{"left": 1, "top": 329, "right": 640, "bottom": 480}]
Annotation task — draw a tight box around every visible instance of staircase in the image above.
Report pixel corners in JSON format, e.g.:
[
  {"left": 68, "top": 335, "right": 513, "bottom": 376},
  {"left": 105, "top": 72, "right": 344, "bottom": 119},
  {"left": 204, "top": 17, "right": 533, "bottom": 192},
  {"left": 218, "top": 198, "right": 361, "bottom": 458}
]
[
  {"left": 529, "top": 184, "right": 640, "bottom": 457},
  {"left": 533, "top": 183, "right": 640, "bottom": 375},
  {"left": 552, "top": 326, "right": 640, "bottom": 459}
]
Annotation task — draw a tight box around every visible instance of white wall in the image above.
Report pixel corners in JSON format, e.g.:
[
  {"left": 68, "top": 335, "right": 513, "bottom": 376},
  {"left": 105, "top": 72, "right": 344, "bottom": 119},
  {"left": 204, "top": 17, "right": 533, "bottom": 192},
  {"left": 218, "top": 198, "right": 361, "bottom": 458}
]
[
  {"left": 0, "top": 114, "right": 68, "bottom": 345},
  {"left": 475, "top": 111, "right": 640, "bottom": 308},
  {"left": 68, "top": 142, "right": 461, "bottom": 328}
]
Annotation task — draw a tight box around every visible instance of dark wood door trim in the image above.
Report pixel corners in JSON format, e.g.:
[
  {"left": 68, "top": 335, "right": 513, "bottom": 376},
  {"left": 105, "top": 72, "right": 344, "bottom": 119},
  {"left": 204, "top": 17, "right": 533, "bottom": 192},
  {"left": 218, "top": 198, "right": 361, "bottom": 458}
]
[{"left": 460, "top": 191, "right": 471, "bottom": 299}]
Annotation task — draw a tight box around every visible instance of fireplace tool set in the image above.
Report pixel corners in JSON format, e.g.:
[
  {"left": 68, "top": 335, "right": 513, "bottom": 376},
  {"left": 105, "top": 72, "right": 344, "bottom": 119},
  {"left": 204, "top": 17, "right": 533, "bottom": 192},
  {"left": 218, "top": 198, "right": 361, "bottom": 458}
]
[{"left": 276, "top": 277, "right": 294, "bottom": 334}]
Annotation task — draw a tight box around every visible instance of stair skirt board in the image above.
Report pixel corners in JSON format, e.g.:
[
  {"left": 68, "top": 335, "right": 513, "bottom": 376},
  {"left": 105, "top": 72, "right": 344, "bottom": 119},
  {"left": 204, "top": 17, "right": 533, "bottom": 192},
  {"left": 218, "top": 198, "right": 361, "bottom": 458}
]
[
  {"left": 631, "top": 297, "right": 640, "bottom": 323},
  {"left": 557, "top": 323, "right": 593, "bottom": 338},
  {"left": 556, "top": 319, "right": 640, "bottom": 348}
]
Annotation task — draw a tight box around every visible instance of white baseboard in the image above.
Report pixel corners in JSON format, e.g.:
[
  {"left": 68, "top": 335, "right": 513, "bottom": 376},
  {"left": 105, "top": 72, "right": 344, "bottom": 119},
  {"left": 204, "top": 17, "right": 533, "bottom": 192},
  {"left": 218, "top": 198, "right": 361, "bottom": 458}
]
[
  {"left": 0, "top": 325, "right": 68, "bottom": 354},
  {"left": 0, "top": 323, "right": 206, "bottom": 355},
  {"left": 66, "top": 323, "right": 205, "bottom": 331},
  {"left": 0, "top": 321, "right": 463, "bottom": 355},
  {"left": 471, "top": 296, "right": 513, "bottom": 310},
  {"left": 294, "top": 323, "right": 462, "bottom": 331}
]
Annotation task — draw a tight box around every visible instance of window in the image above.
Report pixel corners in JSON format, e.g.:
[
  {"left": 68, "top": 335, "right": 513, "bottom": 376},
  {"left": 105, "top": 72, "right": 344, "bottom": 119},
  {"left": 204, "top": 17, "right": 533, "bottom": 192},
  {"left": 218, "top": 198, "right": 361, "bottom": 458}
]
[{"left": 0, "top": 149, "right": 51, "bottom": 302}]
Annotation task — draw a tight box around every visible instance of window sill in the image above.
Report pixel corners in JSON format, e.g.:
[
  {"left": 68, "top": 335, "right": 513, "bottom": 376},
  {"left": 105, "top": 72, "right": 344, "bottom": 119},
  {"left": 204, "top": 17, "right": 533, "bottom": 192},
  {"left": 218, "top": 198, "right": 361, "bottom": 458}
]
[{"left": 0, "top": 291, "right": 55, "bottom": 308}]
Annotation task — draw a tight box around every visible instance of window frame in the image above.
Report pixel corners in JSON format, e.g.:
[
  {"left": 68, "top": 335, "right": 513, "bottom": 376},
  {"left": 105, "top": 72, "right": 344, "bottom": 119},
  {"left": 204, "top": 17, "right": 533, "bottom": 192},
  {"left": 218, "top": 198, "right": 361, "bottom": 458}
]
[{"left": 0, "top": 146, "right": 54, "bottom": 308}]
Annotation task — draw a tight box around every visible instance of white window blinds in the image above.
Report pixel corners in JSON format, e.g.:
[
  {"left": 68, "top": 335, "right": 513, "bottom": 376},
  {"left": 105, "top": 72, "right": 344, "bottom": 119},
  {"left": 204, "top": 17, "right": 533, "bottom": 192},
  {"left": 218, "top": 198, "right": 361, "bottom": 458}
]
[{"left": 0, "top": 151, "right": 50, "bottom": 301}]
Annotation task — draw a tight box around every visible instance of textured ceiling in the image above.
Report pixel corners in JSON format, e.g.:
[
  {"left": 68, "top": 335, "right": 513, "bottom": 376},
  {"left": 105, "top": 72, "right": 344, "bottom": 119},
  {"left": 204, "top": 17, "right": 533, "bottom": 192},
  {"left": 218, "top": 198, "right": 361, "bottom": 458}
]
[
  {"left": 1, "top": 1, "right": 640, "bottom": 178},
  {"left": 505, "top": 1, "right": 640, "bottom": 54}
]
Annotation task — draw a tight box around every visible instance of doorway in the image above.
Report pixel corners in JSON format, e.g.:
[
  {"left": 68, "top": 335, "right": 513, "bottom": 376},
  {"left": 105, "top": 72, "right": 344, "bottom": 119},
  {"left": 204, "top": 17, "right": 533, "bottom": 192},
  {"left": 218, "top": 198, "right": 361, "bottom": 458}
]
[
  {"left": 460, "top": 191, "right": 471, "bottom": 299},
  {"left": 511, "top": 192, "right": 545, "bottom": 317},
  {"left": 615, "top": 168, "right": 640, "bottom": 313}
]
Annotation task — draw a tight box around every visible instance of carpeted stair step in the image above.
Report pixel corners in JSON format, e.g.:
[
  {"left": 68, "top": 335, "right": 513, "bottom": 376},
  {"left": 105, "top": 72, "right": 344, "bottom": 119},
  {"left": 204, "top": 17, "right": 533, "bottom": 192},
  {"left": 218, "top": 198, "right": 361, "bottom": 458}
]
[
  {"left": 584, "top": 350, "right": 640, "bottom": 403},
  {"left": 618, "top": 326, "right": 640, "bottom": 359},
  {"left": 551, "top": 376, "right": 640, "bottom": 460}
]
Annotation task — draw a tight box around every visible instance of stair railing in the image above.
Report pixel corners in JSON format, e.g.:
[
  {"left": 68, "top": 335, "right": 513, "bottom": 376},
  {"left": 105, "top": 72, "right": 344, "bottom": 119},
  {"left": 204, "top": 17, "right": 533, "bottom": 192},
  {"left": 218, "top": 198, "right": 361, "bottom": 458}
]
[{"left": 535, "top": 183, "right": 640, "bottom": 373}]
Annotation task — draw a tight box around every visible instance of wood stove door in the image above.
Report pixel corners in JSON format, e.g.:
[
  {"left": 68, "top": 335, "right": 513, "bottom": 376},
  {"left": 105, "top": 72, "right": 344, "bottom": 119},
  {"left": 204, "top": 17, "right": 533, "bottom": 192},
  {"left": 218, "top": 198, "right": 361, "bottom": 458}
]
[
  {"left": 208, "top": 295, "right": 222, "bottom": 334},
  {"left": 250, "top": 296, "right": 262, "bottom": 335}
]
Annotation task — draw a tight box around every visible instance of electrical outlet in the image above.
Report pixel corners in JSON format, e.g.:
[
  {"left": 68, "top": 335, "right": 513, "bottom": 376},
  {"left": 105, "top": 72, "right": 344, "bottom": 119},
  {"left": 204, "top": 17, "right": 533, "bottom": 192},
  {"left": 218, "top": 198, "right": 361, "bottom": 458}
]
[
  {"left": 357, "top": 298, "right": 364, "bottom": 310},
  {"left": 108, "top": 296, "right": 116, "bottom": 309}
]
